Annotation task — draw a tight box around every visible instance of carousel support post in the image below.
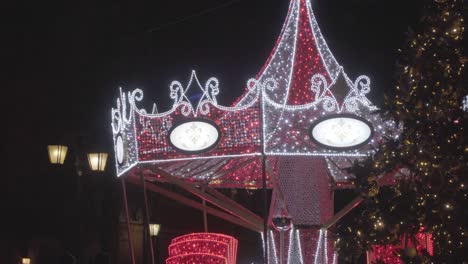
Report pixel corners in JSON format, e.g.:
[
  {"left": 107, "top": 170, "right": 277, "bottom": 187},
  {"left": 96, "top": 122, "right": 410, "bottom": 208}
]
[
  {"left": 322, "top": 196, "right": 363, "bottom": 229},
  {"left": 127, "top": 176, "right": 263, "bottom": 232},
  {"left": 140, "top": 172, "right": 155, "bottom": 264},
  {"left": 202, "top": 187, "right": 208, "bottom": 232},
  {"left": 121, "top": 177, "right": 136, "bottom": 264},
  {"left": 262, "top": 155, "right": 269, "bottom": 263},
  {"left": 279, "top": 230, "right": 284, "bottom": 264}
]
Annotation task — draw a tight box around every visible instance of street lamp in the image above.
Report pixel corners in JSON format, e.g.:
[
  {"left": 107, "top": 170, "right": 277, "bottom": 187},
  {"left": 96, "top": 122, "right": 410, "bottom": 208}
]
[
  {"left": 22, "top": 258, "right": 31, "bottom": 264},
  {"left": 149, "top": 223, "right": 161, "bottom": 264},
  {"left": 47, "top": 145, "right": 68, "bottom": 164},
  {"left": 87, "top": 153, "right": 108, "bottom": 172},
  {"left": 149, "top": 223, "right": 161, "bottom": 237}
]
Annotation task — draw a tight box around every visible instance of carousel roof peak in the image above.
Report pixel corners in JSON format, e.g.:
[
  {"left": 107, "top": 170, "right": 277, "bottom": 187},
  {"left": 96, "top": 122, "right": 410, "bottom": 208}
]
[{"left": 242, "top": 0, "right": 375, "bottom": 111}]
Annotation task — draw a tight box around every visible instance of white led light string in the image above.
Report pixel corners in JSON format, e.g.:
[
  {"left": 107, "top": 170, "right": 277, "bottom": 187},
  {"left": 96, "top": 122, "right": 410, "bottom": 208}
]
[
  {"left": 324, "top": 229, "right": 329, "bottom": 264},
  {"left": 235, "top": 0, "right": 296, "bottom": 108},
  {"left": 287, "top": 227, "right": 294, "bottom": 264},
  {"left": 278, "top": 0, "right": 301, "bottom": 108},
  {"left": 261, "top": 0, "right": 301, "bottom": 145},
  {"left": 160, "top": 158, "right": 228, "bottom": 181},
  {"left": 306, "top": 0, "right": 340, "bottom": 80},
  {"left": 284, "top": 226, "right": 305, "bottom": 264},
  {"left": 269, "top": 230, "right": 279, "bottom": 264},
  {"left": 313, "top": 229, "right": 324, "bottom": 264},
  {"left": 296, "top": 229, "right": 304, "bottom": 264}
]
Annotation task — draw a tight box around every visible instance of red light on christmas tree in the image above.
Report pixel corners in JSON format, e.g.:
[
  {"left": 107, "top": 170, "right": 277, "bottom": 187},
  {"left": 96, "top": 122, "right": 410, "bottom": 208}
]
[{"left": 367, "top": 232, "right": 433, "bottom": 264}]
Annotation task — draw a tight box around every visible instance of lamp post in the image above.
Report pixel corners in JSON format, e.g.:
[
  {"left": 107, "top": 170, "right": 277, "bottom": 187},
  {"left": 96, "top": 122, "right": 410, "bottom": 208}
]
[{"left": 47, "top": 144, "right": 108, "bottom": 264}]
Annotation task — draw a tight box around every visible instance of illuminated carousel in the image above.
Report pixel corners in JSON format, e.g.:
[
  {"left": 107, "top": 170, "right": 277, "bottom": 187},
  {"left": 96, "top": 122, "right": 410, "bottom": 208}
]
[{"left": 110, "top": 0, "right": 396, "bottom": 263}]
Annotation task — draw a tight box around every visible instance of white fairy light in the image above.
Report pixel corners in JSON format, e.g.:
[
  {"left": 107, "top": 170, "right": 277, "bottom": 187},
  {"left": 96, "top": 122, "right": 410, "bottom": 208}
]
[
  {"left": 296, "top": 229, "right": 304, "bottom": 264},
  {"left": 261, "top": 232, "right": 265, "bottom": 259},
  {"left": 324, "top": 229, "right": 329, "bottom": 264},
  {"left": 287, "top": 227, "right": 294, "bottom": 264},
  {"left": 314, "top": 229, "right": 324, "bottom": 264},
  {"left": 463, "top": 95, "right": 468, "bottom": 112},
  {"left": 269, "top": 230, "right": 279, "bottom": 264},
  {"left": 333, "top": 252, "right": 338, "bottom": 264}
]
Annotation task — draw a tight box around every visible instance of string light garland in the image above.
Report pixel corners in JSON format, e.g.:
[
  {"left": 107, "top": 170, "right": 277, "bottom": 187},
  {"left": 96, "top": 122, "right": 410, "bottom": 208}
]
[{"left": 265, "top": 227, "right": 334, "bottom": 263}]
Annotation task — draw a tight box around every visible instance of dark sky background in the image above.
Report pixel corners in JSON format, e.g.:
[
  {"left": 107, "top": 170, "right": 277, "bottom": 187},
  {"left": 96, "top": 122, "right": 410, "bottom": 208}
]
[{"left": 3, "top": 0, "right": 424, "bottom": 258}]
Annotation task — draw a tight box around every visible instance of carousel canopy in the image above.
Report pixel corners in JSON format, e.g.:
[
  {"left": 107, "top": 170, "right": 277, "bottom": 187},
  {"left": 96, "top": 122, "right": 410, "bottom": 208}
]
[{"left": 110, "top": 0, "right": 396, "bottom": 187}]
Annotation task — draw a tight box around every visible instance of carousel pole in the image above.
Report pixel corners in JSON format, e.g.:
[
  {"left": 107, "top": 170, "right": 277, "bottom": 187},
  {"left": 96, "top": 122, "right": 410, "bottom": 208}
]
[
  {"left": 140, "top": 172, "right": 155, "bottom": 264},
  {"left": 202, "top": 187, "right": 209, "bottom": 232},
  {"left": 259, "top": 80, "right": 269, "bottom": 263},
  {"left": 279, "top": 230, "right": 284, "bottom": 264},
  {"left": 262, "top": 155, "right": 269, "bottom": 263},
  {"left": 121, "top": 177, "right": 136, "bottom": 264}
]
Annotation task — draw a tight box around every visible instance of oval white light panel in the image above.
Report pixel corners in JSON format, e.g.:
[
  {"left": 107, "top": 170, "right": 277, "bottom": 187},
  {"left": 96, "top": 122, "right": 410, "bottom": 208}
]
[
  {"left": 116, "top": 135, "right": 125, "bottom": 165},
  {"left": 310, "top": 115, "right": 373, "bottom": 149},
  {"left": 169, "top": 120, "right": 220, "bottom": 153}
]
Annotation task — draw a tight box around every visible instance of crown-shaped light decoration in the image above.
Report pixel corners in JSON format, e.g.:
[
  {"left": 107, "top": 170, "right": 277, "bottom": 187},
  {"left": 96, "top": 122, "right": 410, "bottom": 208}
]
[
  {"left": 110, "top": 0, "right": 399, "bottom": 262},
  {"left": 111, "top": 0, "right": 397, "bottom": 184}
]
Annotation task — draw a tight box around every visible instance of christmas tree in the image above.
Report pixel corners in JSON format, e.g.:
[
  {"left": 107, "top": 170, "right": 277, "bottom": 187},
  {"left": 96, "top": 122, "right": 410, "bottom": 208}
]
[{"left": 335, "top": 0, "right": 466, "bottom": 263}]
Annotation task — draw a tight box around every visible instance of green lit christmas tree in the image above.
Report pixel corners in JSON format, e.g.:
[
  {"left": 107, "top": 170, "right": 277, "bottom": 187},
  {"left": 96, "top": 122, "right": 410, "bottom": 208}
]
[{"left": 335, "top": 0, "right": 466, "bottom": 263}]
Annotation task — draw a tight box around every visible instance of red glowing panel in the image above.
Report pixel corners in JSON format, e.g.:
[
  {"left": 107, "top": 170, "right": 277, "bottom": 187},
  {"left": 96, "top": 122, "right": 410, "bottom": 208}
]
[
  {"left": 167, "top": 233, "right": 238, "bottom": 264},
  {"left": 169, "top": 240, "right": 229, "bottom": 258},
  {"left": 136, "top": 103, "right": 261, "bottom": 161},
  {"left": 166, "top": 253, "right": 227, "bottom": 264},
  {"left": 287, "top": 0, "right": 330, "bottom": 105}
]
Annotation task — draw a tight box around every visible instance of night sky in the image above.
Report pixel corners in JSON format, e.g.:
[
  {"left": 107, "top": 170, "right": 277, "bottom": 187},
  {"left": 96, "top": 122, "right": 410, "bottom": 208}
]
[{"left": 3, "top": 0, "right": 423, "bottom": 258}]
